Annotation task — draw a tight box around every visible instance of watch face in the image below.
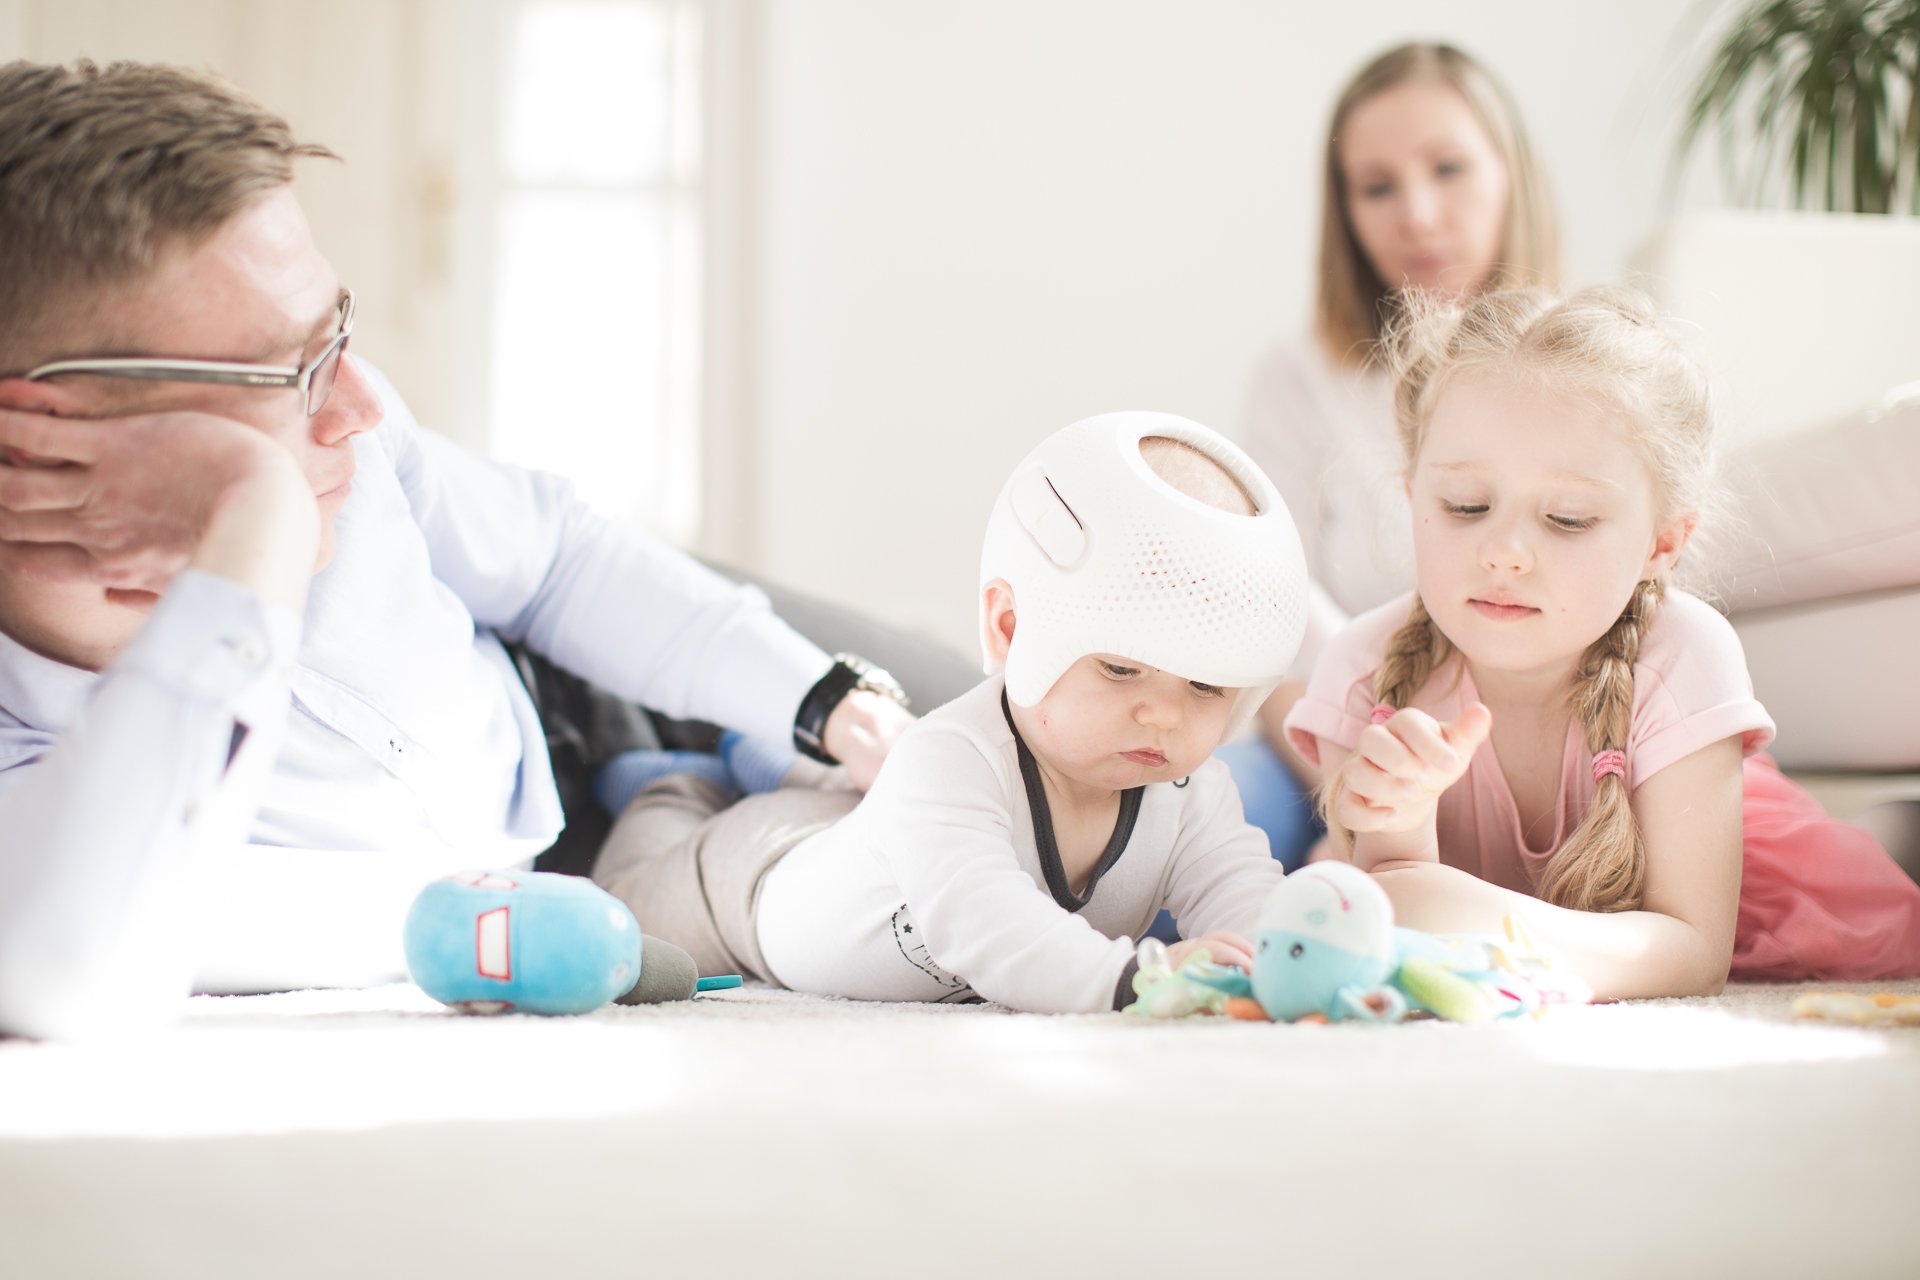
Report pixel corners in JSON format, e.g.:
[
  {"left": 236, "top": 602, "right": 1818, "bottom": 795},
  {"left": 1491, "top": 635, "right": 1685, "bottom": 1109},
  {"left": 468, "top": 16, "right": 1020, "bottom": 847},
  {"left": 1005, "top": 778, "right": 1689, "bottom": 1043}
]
[
  {"left": 858, "top": 672, "right": 908, "bottom": 706},
  {"left": 835, "top": 654, "right": 908, "bottom": 708}
]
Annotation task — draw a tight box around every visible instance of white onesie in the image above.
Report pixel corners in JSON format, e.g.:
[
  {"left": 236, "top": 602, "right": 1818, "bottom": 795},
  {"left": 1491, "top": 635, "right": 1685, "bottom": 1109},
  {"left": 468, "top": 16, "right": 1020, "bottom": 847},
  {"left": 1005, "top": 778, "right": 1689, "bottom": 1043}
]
[{"left": 754, "top": 676, "right": 1285, "bottom": 1014}]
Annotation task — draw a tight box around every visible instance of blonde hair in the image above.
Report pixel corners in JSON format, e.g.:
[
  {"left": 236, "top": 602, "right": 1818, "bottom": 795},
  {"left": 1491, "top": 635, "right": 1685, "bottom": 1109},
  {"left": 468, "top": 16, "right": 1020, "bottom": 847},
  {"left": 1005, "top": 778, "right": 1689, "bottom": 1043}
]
[
  {"left": 0, "top": 60, "right": 335, "bottom": 373},
  {"left": 1333, "top": 285, "right": 1715, "bottom": 913},
  {"left": 1315, "top": 43, "right": 1561, "bottom": 368}
]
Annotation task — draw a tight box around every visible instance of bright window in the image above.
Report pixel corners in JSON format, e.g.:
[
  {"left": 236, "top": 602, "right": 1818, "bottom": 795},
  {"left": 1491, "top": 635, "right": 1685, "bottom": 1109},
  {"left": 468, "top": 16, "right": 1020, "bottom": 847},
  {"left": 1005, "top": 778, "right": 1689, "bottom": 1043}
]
[{"left": 480, "top": 0, "right": 701, "bottom": 542}]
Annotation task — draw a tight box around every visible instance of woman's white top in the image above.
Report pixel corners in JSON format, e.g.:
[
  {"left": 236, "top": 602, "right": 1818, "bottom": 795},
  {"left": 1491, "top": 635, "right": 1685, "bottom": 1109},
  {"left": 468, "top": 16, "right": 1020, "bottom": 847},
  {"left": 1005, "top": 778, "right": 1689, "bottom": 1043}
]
[{"left": 1237, "top": 333, "right": 1410, "bottom": 682}]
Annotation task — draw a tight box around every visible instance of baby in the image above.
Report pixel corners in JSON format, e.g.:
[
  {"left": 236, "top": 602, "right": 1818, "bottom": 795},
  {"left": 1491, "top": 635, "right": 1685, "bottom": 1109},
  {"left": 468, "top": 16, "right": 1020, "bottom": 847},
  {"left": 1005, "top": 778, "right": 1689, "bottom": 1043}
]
[{"left": 591, "top": 412, "right": 1308, "bottom": 1012}]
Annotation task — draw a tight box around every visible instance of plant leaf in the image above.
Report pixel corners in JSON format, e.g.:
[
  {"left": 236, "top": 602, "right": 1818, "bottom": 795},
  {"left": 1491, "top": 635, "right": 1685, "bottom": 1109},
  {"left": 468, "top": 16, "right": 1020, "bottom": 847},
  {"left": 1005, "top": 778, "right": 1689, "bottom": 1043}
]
[{"left": 1672, "top": 0, "right": 1920, "bottom": 212}]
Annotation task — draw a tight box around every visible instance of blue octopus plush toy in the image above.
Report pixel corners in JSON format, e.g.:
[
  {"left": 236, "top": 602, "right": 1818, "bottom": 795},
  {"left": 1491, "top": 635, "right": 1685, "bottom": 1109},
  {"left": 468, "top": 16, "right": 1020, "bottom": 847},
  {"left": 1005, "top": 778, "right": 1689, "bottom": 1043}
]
[{"left": 1129, "top": 861, "right": 1588, "bottom": 1024}]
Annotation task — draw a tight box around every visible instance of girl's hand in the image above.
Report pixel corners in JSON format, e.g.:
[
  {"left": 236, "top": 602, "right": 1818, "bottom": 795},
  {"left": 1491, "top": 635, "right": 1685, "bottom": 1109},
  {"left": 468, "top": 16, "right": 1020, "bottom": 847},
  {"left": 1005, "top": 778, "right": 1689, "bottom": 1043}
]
[
  {"left": 1334, "top": 702, "right": 1492, "bottom": 836},
  {"left": 1165, "top": 930, "right": 1254, "bottom": 973}
]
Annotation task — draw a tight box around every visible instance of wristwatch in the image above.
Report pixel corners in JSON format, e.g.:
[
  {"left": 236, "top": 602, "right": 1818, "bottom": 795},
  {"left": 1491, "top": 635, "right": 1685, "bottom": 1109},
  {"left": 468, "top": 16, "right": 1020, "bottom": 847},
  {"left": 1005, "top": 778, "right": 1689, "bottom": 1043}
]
[{"left": 792, "top": 653, "right": 910, "bottom": 764}]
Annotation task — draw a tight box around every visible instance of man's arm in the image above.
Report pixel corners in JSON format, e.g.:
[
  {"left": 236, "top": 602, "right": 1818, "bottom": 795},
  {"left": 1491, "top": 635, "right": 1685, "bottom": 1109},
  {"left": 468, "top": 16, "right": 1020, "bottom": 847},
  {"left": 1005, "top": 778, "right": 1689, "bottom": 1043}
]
[
  {"left": 370, "top": 376, "right": 909, "bottom": 779},
  {"left": 0, "top": 443, "right": 319, "bottom": 1039},
  {"left": 0, "top": 406, "right": 310, "bottom": 593}
]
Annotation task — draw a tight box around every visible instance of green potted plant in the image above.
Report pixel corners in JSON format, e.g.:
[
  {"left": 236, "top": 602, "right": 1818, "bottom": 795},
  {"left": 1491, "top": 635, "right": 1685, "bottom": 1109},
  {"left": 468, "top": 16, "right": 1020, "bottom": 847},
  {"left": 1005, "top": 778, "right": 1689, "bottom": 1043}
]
[{"left": 1676, "top": 0, "right": 1920, "bottom": 213}]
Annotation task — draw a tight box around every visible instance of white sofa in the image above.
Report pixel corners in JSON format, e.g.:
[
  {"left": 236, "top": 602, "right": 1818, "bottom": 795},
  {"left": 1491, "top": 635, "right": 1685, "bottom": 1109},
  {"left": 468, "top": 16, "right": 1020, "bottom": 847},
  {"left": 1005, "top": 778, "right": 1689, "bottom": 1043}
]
[{"left": 1633, "top": 211, "right": 1920, "bottom": 814}]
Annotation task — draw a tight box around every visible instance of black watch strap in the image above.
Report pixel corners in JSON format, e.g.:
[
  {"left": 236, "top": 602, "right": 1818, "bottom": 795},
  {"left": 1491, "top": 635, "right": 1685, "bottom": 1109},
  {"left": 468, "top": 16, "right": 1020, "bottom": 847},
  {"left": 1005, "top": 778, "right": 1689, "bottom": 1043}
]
[{"left": 792, "top": 654, "right": 908, "bottom": 764}]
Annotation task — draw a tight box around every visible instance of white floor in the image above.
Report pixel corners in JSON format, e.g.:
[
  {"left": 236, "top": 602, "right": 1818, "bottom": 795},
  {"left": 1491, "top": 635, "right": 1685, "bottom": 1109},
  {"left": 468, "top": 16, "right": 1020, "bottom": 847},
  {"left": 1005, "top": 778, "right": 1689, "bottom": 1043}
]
[{"left": 3, "top": 980, "right": 1917, "bottom": 1279}]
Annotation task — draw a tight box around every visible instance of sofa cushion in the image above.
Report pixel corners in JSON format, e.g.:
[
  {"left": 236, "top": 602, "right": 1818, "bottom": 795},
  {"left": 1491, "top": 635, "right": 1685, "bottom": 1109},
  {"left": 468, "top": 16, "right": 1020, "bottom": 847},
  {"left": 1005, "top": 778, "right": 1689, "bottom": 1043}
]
[
  {"left": 1716, "top": 387, "right": 1920, "bottom": 615},
  {"left": 1633, "top": 211, "right": 1920, "bottom": 447},
  {"left": 1734, "top": 585, "right": 1920, "bottom": 772}
]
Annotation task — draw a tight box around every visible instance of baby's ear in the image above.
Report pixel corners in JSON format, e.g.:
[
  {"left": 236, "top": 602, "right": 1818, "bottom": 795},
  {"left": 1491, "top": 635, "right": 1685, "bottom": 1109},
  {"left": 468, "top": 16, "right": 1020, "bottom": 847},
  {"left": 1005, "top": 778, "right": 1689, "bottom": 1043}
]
[{"left": 980, "top": 578, "right": 1017, "bottom": 663}]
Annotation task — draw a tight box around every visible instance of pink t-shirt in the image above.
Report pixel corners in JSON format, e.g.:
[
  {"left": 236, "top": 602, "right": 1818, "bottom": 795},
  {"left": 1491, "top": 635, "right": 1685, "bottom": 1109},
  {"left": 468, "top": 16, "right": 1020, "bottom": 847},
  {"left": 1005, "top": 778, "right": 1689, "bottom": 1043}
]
[{"left": 1284, "top": 589, "right": 1776, "bottom": 895}]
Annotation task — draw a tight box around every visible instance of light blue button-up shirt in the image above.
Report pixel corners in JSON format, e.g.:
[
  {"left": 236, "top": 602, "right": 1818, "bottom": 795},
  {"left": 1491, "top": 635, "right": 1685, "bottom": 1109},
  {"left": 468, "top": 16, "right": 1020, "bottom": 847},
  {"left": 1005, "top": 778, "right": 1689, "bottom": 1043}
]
[{"left": 0, "top": 371, "right": 831, "bottom": 1036}]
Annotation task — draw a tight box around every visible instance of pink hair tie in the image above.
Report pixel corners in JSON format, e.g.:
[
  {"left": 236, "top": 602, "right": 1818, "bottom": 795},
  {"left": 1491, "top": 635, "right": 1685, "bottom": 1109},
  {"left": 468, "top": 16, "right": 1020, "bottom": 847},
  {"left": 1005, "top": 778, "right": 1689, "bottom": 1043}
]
[
  {"left": 1592, "top": 750, "right": 1627, "bottom": 784},
  {"left": 1369, "top": 703, "right": 1396, "bottom": 725}
]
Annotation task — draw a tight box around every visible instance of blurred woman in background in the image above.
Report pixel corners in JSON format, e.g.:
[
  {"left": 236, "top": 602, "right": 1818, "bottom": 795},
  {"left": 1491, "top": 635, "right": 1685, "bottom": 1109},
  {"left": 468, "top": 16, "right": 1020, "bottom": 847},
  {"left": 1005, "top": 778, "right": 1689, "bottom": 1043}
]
[{"left": 1222, "top": 42, "right": 1562, "bottom": 869}]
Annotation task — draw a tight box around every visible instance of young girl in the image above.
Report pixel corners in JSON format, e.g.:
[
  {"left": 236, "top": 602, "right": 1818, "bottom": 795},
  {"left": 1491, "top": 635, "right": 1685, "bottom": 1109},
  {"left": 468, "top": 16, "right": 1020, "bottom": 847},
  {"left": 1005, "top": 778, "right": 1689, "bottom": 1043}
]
[{"left": 1284, "top": 285, "right": 1920, "bottom": 999}]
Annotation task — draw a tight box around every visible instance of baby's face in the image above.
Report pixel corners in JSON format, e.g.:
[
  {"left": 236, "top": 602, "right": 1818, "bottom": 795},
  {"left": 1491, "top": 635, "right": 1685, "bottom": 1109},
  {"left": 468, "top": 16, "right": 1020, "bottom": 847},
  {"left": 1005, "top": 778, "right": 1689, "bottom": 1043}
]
[{"left": 1017, "top": 654, "right": 1237, "bottom": 794}]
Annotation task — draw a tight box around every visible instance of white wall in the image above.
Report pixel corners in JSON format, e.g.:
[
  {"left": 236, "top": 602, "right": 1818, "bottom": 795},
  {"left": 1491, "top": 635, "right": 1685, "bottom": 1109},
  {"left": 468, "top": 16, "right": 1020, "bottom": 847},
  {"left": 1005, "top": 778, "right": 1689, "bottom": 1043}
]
[
  {"left": 730, "top": 0, "right": 1724, "bottom": 657},
  {"left": 5, "top": 1, "right": 1731, "bottom": 659}
]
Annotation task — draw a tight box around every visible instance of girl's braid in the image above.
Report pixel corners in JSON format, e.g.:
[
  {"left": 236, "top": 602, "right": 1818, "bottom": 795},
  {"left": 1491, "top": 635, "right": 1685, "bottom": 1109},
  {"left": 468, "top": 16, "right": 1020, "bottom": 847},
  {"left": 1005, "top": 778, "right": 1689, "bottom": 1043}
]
[{"left": 1534, "top": 577, "right": 1664, "bottom": 911}]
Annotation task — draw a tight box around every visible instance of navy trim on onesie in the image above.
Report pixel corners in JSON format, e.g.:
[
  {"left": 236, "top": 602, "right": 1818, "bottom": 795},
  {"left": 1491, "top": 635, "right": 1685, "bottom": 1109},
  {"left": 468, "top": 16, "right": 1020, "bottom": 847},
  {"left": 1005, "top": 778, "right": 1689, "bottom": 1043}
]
[
  {"left": 1001, "top": 690, "right": 1143, "bottom": 912},
  {"left": 1001, "top": 691, "right": 1147, "bottom": 1010}
]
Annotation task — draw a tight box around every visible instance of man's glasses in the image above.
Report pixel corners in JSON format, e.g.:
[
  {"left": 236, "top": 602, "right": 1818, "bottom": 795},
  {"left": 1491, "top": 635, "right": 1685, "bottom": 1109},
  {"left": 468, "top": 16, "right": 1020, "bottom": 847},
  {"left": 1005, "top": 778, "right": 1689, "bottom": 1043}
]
[{"left": 24, "top": 288, "right": 356, "bottom": 418}]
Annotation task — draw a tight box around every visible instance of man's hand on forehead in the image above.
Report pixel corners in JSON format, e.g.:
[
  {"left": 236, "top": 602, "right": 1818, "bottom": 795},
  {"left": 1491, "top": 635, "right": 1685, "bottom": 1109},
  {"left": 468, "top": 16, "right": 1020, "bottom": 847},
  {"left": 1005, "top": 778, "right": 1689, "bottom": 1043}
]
[
  {"left": 0, "top": 407, "right": 105, "bottom": 468},
  {"left": 0, "top": 403, "right": 306, "bottom": 592}
]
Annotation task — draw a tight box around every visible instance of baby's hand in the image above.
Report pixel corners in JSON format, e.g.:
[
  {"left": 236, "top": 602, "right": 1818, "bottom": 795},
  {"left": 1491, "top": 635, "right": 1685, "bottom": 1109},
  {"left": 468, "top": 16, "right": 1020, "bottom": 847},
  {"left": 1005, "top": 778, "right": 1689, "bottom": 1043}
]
[
  {"left": 1165, "top": 930, "right": 1254, "bottom": 973},
  {"left": 1334, "top": 702, "right": 1492, "bottom": 836}
]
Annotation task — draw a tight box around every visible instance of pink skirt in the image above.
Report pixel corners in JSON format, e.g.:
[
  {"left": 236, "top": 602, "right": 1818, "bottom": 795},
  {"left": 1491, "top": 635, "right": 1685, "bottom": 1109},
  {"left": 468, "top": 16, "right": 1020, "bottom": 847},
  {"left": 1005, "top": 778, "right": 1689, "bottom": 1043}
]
[{"left": 1732, "top": 755, "right": 1920, "bottom": 981}]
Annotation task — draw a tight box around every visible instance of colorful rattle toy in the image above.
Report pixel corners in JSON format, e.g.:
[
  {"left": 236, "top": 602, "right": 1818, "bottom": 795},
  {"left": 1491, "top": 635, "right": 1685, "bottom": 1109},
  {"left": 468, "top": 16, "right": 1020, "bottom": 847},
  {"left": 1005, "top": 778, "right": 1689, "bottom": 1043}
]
[
  {"left": 1124, "top": 938, "right": 1234, "bottom": 1020},
  {"left": 404, "top": 869, "right": 740, "bottom": 1015}
]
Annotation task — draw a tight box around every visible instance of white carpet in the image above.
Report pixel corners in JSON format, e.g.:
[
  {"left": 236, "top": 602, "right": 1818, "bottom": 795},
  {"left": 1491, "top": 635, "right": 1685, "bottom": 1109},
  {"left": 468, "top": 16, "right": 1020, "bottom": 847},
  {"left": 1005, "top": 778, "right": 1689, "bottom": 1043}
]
[{"left": 2, "top": 980, "right": 1916, "bottom": 1279}]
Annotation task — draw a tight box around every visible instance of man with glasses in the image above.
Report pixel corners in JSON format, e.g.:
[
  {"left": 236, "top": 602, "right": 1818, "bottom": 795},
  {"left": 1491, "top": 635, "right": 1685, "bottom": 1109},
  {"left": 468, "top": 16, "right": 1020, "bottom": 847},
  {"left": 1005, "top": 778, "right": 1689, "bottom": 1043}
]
[{"left": 0, "top": 59, "right": 914, "bottom": 1039}]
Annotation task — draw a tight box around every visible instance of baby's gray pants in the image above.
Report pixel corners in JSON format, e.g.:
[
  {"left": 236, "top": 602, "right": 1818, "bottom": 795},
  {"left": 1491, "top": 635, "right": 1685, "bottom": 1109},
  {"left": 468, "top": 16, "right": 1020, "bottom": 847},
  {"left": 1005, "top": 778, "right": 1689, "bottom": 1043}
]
[{"left": 591, "top": 775, "right": 859, "bottom": 988}]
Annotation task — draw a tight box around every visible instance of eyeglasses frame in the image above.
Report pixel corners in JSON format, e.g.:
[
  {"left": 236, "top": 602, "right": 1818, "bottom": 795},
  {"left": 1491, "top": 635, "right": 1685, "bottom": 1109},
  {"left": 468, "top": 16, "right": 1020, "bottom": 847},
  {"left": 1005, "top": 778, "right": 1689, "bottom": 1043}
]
[{"left": 22, "top": 287, "right": 357, "bottom": 417}]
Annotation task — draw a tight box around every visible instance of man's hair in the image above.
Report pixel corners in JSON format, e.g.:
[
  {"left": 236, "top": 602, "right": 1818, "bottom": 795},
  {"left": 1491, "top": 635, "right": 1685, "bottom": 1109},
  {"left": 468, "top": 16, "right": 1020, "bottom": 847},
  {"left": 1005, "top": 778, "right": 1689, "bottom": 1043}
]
[{"left": 0, "top": 59, "right": 335, "bottom": 374}]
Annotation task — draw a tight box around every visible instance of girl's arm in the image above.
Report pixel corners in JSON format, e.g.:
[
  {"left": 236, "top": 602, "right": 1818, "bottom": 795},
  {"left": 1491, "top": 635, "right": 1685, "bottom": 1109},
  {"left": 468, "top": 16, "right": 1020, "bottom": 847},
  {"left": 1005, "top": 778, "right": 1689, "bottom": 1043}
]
[
  {"left": 1366, "top": 736, "right": 1745, "bottom": 999},
  {"left": 1253, "top": 681, "right": 1322, "bottom": 787}
]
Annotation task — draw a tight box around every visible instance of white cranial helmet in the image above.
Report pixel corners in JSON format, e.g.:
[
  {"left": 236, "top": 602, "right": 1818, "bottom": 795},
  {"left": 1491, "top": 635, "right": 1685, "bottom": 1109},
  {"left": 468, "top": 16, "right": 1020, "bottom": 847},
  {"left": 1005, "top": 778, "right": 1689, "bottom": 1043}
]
[{"left": 979, "top": 411, "right": 1308, "bottom": 740}]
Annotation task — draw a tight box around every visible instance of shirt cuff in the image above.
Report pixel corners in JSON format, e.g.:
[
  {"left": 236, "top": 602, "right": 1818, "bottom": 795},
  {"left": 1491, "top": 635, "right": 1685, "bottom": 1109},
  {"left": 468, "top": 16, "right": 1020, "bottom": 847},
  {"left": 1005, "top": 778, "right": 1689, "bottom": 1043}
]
[{"left": 114, "top": 569, "right": 303, "bottom": 710}]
